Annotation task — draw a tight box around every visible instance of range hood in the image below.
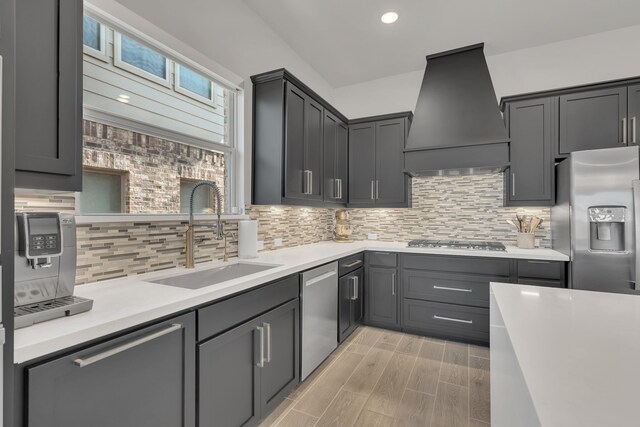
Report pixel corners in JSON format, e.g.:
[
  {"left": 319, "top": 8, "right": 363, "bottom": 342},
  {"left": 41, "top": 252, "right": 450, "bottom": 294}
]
[{"left": 405, "top": 43, "right": 509, "bottom": 176}]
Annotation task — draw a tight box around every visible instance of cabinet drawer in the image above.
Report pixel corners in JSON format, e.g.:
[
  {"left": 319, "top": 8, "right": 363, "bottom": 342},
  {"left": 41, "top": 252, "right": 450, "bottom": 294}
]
[
  {"left": 368, "top": 251, "right": 397, "bottom": 267},
  {"left": 402, "top": 254, "right": 511, "bottom": 276},
  {"left": 339, "top": 253, "right": 364, "bottom": 276},
  {"left": 402, "top": 299, "right": 489, "bottom": 344},
  {"left": 403, "top": 270, "right": 491, "bottom": 308},
  {"left": 517, "top": 260, "right": 564, "bottom": 280},
  {"left": 198, "top": 275, "right": 299, "bottom": 341}
]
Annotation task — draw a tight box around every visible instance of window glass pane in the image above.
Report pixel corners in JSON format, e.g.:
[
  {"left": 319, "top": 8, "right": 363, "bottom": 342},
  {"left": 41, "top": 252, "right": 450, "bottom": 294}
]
[
  {"left": 180, "top": 181, "right": 212, "bottom": 213},
  {"left": 80, "top": 171, "right": 123, "bottom": 214},
  {"left": 120, "top": 35, "right": 167, "bottom": 79},
  {"left": 83, "top": 15, "right": 101, "bottom": 50},
  {"left": 178, "top": 65, "right": 212, "bottom": 100}
]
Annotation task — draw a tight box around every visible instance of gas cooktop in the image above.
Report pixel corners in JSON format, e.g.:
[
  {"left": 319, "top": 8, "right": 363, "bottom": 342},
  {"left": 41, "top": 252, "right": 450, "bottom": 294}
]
[{"left": 407, "top": 239, "right": 507, "bottom": 252}]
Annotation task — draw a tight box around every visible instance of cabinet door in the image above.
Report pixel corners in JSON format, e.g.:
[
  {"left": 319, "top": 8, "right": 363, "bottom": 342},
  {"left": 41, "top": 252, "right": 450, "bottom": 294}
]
[
  {"left": 15, "top": 0, "right": 82, "bottom": 190},
  {"left": 284, "top": 84, "right": 307, "bottom": 200},
  {"left": 338, "top": 274, "right": 354, "bottom": 342},
  {"left": 323, "top": 111, "right": 339, "bottom": 201},
  {"left": 27, "top": 314, "right": 196, "bottom": 427},
  {"left": 375, "top": 118, "right": 406, "bottom": 205},
  {"left": 351, "top": 268, "right": 364, "bottom": 326},
  {"left": 628, "top": 84, "right": 640, "bottom": 146},
  {"left": 305, "top": 98, "right": 324, "bottom": 200},
  {"left": 199, "top": 317, "right": 262, "bottom": 427},
  {"left": 260, "top": 299, "right": 300, "bottom": 416},
  {"left": 506, "top": 98, "right": 555, "bottom": 205},
  {"left": 559, "top": 87, "right": 627, "bottom": 155},
  {"left": 366, "top": 267, "right": 398, "bottom": 327},
  {"left": 349, "top": 123, "right": 376, "bottom": 206},
  {"left": 335, "top": 121, "right": 349, "bottom": 203}
]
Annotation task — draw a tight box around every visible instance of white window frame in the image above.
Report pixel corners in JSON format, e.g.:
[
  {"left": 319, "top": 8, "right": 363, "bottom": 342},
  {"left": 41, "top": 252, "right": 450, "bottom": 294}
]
[
  {"left": 82, "top": 2, "right": 245, "bottom": 215},
  {"left": 82, "top": 14, "right": 108, "bottom": 62},
  {"left": 174, "top": 63, "right": 217, "bottom": 108},
  {"left": 113, "top": 32, "right": 171, "bottom": 88}
]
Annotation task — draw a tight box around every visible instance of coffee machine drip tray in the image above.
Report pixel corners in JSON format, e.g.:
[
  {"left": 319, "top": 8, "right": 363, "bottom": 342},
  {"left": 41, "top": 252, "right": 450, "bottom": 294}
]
[{"left": 14, "top": 296, "right": 93, "bottom": 329}]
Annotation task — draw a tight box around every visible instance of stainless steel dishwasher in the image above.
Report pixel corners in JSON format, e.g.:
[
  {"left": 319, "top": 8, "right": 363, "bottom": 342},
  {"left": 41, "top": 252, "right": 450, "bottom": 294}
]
[{"left": 300, "top": 261, "right": 338, "bottom": 380}]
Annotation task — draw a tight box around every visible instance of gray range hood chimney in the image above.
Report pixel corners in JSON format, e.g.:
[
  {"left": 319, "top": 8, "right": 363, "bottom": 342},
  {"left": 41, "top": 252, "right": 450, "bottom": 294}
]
[{"left": 405, "top": 43, "right": 509, "bottom": 176}]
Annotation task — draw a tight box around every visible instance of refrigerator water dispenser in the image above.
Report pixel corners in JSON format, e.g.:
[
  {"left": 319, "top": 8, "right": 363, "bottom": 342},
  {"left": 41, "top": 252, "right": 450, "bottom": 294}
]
[{"left": 588, "top": 207, "right": 626, "bottom": 252}]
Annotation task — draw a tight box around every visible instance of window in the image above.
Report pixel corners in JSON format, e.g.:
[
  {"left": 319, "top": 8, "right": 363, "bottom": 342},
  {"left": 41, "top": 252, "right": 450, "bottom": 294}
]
[
  {"left": 83, "top": 15, "right": 107, "bottom": 60},
  {"left": 180, "top": 179, "right": 216, "bottom": 214},
  {"left": 79, "top": 170, "right": 125, "bottom": 214},
  {"left": 175, "top": 64, "right": 216, "bottom": 105},
  {"left": 114, "top": 33, "right": 171, "bottom": 86}
]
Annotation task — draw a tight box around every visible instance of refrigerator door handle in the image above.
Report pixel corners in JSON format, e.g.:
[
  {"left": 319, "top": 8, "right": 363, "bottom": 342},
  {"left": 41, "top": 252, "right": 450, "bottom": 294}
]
[{"left": 632, "top": 180, "right": 640, "bottom": 290}]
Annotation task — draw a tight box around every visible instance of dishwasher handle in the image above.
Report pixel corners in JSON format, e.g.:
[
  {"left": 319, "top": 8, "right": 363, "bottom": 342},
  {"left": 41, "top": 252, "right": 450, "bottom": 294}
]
[{"left": 304, "top": 270, "right": 337, "bottom": 287}]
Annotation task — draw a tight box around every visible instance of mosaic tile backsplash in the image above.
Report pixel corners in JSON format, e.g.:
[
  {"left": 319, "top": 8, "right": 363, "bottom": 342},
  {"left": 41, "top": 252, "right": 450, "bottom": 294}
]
[{"left": 16, "top": 172, "right": 551, "bottom": 285}]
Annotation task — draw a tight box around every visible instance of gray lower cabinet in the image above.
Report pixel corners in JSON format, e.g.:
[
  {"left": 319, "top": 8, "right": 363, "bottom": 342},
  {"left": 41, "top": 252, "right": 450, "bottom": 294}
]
[
  {"left": 348, "top": 113, "right": 412, "bottom": 208},
  {"left": 365, "top": 266, "right": 399, "bottom": 328},
  {"left": 338, "top": 267, "right": 364, "bottom": 342},
  {"left": 558, "top": 87, "right": 628, "bottom": 155},
  {"left": 515, "top": 259, "right": 566, "bottom": 288},
  {"left": 198, "top": 299, "right": 299, "bottom": 427},
  {"left": 504, "top": 97, "right": 556, "bottom": 206},
  {"left": 15, "top": 0, "right": 83, "bottom": 191},
  {"left": 26, "top": 313, "right": 196, "bottom": 427}
]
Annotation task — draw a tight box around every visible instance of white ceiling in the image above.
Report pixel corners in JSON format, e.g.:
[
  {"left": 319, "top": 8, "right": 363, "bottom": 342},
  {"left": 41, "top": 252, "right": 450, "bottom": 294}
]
[
  {"left": 243, "top": 0, "right": 640, "bottom": 87},
  {"left": 113, "top": 0, "right": 640, "bottom": 89}
]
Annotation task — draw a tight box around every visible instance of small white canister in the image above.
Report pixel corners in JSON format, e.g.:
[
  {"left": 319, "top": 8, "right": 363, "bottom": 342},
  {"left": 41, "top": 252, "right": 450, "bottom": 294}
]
[{"left": 516, "top": 232, "right": 536, "bottom": 249}]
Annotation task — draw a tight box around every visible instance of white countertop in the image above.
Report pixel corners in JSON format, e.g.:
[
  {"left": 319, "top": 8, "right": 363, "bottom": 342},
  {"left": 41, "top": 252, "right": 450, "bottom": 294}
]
[
  {"left": 14, "top": 241, "right": 567, "bottom": 364},
  {"left": 490, "top": 282, "right": 640, "bottom": 427}
]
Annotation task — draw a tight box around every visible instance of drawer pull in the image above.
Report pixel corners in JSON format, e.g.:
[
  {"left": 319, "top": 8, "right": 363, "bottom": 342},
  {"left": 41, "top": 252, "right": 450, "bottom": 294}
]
[
  {"left": 525, "top": 260, "right": 551, "bottom": 264},
  {"left": 256, "top": 325, "right": 265, "bottom": 368},
  {"left": 73, "top": 323, "right": 182, "bottom": 368},
  {"left": 433, "top": 315, "right": 473, "bottom": 324},
  {"left": 342, "top": 260, "right": 362, "bottom": 268},
  {"left": 433, "top": 285, "right": 472, "bottom": 293}
]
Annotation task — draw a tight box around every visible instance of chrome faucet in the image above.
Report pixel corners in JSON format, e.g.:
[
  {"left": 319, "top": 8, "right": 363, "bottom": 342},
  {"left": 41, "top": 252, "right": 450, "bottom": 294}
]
[{"left": 185, "top": 180, "right": 223, "bottom": 269}]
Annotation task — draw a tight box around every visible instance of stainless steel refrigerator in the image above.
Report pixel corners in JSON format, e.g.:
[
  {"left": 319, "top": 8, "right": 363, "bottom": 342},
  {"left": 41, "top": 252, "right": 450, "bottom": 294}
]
[{"left": 552, "top": 146, "right": 640, "bottom": 293}]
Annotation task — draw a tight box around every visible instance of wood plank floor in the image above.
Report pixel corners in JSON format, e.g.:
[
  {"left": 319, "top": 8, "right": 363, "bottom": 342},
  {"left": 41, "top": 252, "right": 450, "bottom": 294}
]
[{"left": 259, "top": 326, "right": 491, "bottom": 427}]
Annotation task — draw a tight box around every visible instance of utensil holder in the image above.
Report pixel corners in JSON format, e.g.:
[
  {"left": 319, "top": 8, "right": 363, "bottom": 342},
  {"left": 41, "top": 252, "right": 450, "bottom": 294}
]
[{"left": 517, "top": 233, "right": 535, "bottom": 249}]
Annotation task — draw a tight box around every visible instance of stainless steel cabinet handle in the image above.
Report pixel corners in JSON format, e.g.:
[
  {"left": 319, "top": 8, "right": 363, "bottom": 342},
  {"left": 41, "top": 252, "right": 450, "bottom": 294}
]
[
  {"left": 256, "top": 325, "right": 265, "bottom": 368},
  {"left": 338, "top": 179, "right": 343, "bottom": 199},
  {"left": 376, "top": 180, "right": 379, "bottom": 199},
  {"left": 371, "top": 180, "right": 375, "bottom": 200},
  {"left": 342, "top": 260, "right": 362, "bottom": 268},
  {"left": 355, "top": 276, "right": 359, "bottom": 300},
  {"left": 622, "top": 118, "right": 628, "bottom": 145},
  {"left": 433, "top": 285, "right": 472, "bottom": 293},
  {"left": 351, "top": 276, "right": 359, "bottom": 300},
  {"left": 264, "top": 322, "right": 271, "bottom": 364},
  {"left": 73, "top": 323, "right": 182, "bottom": 368},
  {"left": 309, "top": 171, "right": 313, "bottom": 194},
  {"left": 512, "top": 173, "right": 516, "bottom": 197},
  {"left": 433, "top": 315, "right": 473, "bottom": 324},
  {"left": 526, "top": 260, "right": 550, "bottom": 264},
  {"left": 391, "top": 273, "right": 396, "bottom": 296},
  {"left": 633, "top": 117, "right": 637, "bottom": 144},
  {"left": 303, "top": 170, "right": 309, "bottom": 194}
]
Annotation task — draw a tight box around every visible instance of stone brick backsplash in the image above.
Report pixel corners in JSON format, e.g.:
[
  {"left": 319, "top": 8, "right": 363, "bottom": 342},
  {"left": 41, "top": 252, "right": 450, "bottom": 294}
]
[
  {"left": 16, "top": 172, "right": 551, "bottom": 285},
  {"left": 347, "top": 173, "right": 551, "bottom": 247}
]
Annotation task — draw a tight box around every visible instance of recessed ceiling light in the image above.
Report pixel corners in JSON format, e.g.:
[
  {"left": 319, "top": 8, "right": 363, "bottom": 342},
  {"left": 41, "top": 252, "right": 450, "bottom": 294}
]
[{"left": 381, "top": 11, "right": 399, "bottom": 24}]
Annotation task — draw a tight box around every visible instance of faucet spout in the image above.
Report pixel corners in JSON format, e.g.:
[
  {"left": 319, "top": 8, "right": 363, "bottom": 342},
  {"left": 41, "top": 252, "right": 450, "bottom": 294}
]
[{"left": 185, "top": 180, "right": 223, "bottom": 268}]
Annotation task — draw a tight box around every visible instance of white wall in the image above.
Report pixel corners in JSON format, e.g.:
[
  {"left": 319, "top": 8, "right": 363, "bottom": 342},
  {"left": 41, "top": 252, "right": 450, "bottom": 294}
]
[{"left": 333, "top": 24, "right": 640, "bottom": 118}]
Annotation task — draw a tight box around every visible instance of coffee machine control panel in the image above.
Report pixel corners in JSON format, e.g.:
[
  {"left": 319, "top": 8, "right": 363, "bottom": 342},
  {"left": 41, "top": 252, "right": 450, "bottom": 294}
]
[{"left": 17, "top": 213, "right": 63, "bottom": 262}]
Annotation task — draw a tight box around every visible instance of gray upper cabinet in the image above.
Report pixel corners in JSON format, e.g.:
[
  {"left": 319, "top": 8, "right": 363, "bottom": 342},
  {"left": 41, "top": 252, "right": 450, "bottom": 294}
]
[
  {"left": 504, "top": 97, "right": 556, "bottom": 206},
  {"left": 26, "top": 313, "right": 196, "bottom": 427},
  {"left": 323, "top": 111, "right": 348, "bottom": 203},
  {"left": 558, "top": 87, "right": 627, "bottom": 155},
  {"left": 348, "top": 122, "right": 376, "bottom": 206},
  {"left": 627, "top": 84, "right": 640, "bottom": 146},
  {"left": 15, "top": 0, "right": 83, "bottom": 191},
  {"left": 348, "top": 113, "right": 412, "bottom": 208},
  {"left": 252, "top": 69, "right": 347, "bottom": 208}
]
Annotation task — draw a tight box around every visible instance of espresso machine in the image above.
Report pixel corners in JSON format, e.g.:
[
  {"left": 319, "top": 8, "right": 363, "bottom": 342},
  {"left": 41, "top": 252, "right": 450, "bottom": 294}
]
[{"left": 14, "top": 212, "right": 92, "bottom": 328}]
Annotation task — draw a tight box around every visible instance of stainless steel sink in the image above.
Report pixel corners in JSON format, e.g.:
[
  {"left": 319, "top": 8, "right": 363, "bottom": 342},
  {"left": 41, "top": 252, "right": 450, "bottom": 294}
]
[{"left": 149, "top": 262, "right": 279, "bottom": 290}]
